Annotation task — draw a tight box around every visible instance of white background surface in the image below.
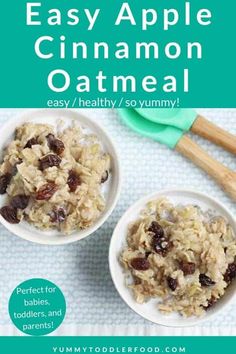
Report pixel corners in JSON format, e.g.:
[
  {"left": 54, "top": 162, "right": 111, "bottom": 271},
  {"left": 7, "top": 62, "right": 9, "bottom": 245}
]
[{"left": 0, "top": 108, "right": 236, "bottom": 336}]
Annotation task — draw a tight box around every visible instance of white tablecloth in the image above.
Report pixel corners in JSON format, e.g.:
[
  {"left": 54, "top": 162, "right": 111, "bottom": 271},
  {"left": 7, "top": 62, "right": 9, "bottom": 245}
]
[{"left": 0, "top": 108, "right": 235, "bottom": 336}]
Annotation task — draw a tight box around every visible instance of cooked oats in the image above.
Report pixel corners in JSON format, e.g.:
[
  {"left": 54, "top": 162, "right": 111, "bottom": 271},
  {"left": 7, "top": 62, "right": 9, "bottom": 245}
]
[
  {"left": 120, "top": 198, "right": 236, "bottom": 317},
  {"left": 0, "top": 122, "right": 111, "bottom": 234}
]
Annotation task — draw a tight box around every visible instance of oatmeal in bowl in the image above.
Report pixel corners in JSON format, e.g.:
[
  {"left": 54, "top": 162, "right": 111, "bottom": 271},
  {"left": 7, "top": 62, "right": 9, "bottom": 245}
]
[
  {"left": 0, "top": 109, "right": 121, "bottom": 244},
  {"left": 109, "top": 190, "right": 236, "bottom": 326}
]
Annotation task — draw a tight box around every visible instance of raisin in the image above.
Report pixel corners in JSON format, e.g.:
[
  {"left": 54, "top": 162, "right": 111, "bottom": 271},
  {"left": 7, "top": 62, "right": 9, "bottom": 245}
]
[
  {"left": 0, "top": 206, "right": 20, "bottom": 224},
  {"left": 50, "top": 207, "right": 66, "bottom": 223},
  {"left": 131, "top": 257, "right": 150, "bottom": 271},
  {"left": 24, "top": 137, "right": 38, "bottom": 148},
  {"left": 152, "top": 235, "right": 172, "bottom": 257},
  {"left": 203, "top": 296, "right": 217, "bottom": 310},
  {"left": 36, "top": 183, "right": 58, "bottom": 200},
  {"left": 145, "top": 251, "right": 152, "bottom": 258},
  {"left": 101, "top": 170, "right": 109, "bottom": 183},
  {"left": 46, "top": 134, "right": 65, "bottom": 155},
  {"left": 46, "top": 134, "right": 56, "bottom": 146},
  {"left": 179, "top": 261, "right": 196, "bottom": 276},
  {"left": 148, "top": 221, "right": 164, "bottom": 238},
  {"left": 199, "top": 274, "right": 215, "bottom": 287},
  {"left": 0, "top": 173, "right": 11, "bottom": 194},
  {"left": 67, "top": 170, "right": 81, "bottom": 192},
  {"left": 10, "top": 195, "right": 30, "bottom": 209},
  {"left": 167, "top": 277, "right": 178, "bottom": 291},
  {"left": 11, "top": 159, "right": 23, "bottom": 176},
  {"left": 224, "top": 263, "right": 236, "bottom": 284},
  {"left": 39, "top": 154, "right": 61, "bottom": 171}
]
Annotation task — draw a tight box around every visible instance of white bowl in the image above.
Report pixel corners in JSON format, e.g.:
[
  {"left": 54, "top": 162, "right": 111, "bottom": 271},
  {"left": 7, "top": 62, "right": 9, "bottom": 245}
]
[
  {"left": 0, "top": 109, "right": 121, "bottom": 245},
  {"left": 109, "top": 189, "right": 236, "bottom": 327}
]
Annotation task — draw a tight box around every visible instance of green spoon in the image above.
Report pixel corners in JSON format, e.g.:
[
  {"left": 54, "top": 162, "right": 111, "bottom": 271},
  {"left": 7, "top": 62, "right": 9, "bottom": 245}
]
[
  {"left": 118, "top": 108, "right": 236, "bottom": 201},
  {"left": 135, "top": 108, "right": 196, "bottom": 131},
  {"left": 135, "top": 108, "right": 236, "bottom": 154},
  {"left": 119, "top": 108, "right": 183, "bottom": 149}
]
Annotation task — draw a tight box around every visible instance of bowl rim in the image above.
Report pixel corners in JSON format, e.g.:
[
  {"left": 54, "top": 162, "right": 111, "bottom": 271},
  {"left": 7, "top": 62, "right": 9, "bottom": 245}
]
[
  {"left": 109, "top": 188, "right": 236, "bottom": 327},
  {"left": 0, "top": 108, "right": 122, "bottom": 245}
]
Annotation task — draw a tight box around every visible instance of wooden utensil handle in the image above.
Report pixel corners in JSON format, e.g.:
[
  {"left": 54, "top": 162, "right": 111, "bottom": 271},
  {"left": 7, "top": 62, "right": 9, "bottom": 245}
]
[
  {"left": 191, "top": 115, "right": 236, "bottom": 155},
  {"left": 176, "top": 135, "right": 236, "bottom": 201}
]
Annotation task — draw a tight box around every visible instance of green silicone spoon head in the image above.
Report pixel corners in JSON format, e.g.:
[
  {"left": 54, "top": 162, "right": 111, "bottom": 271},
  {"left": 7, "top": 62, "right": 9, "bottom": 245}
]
[
  {"left": 118, "top": 109, "right": 184, "bottom": 149},
  {"left": 135, "top": 108, "right": 197, "bottom": 131}
]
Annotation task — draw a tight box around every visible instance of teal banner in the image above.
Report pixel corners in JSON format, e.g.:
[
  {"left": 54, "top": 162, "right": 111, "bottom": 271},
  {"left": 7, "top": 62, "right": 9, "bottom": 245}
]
[
  {"left": 0, "top": 336, "right": 235, "bottom": 354},
  {"left": 0, "top": 1, "right": 235, "bottom": 108}
]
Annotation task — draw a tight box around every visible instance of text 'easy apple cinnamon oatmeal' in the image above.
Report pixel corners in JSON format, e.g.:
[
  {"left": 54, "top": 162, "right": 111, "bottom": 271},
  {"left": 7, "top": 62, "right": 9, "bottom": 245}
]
[
  {"left": 0, "top": 122, "right": 110, "bottom": 234},
  {"left": 121, "top": 198, "right": 236, "bottom": 317}
]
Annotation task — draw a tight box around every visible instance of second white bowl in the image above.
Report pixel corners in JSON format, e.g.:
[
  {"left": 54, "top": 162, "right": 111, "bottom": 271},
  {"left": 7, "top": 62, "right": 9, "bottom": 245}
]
[{"left": 109, "top": 189, "right": 236, "bottom": 327}]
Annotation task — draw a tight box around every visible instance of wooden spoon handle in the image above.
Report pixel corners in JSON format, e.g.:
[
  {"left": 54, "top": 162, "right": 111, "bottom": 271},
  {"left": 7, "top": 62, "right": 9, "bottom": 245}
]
[
  {"left": 191, "top": 115, "right": 236, "bottom": 155},
  {"left": 176, "top": 135, "right": 236, "bottom": 201}
]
